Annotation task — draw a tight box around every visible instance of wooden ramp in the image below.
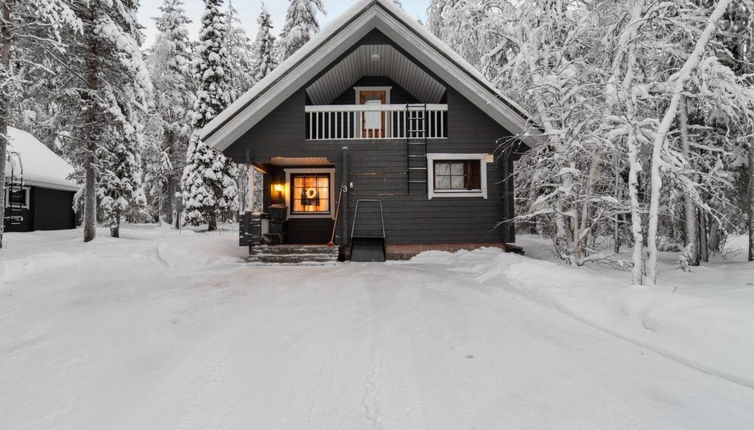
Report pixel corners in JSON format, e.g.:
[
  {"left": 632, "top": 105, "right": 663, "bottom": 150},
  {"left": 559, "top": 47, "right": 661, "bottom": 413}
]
[{"left": 246, "top": 245, "right": 340, "bottom": 265}]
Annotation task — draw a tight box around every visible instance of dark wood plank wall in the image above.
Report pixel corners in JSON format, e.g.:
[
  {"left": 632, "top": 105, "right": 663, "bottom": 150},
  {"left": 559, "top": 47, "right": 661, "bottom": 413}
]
[
  {"left": 3, "top": 187, "right": 76, "bottom": 232},
  {"left": 226, "top": 85, "right": 517, "bottom": 245}
]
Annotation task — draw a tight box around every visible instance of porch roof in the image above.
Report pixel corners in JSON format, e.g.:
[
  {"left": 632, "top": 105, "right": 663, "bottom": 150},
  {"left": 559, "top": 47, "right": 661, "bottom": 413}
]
[{"left": 200, "top": 0, "right": 541, "bottom": 151}]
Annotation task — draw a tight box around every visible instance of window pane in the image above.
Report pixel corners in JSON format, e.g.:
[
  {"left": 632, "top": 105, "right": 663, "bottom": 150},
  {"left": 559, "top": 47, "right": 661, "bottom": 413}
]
[
  {"left": 291, "top": 174, "right": 330, "bottom": 214},
  {"left": 436, "top": 175, "right": 450, "bottom": 189},
  {"left": 451, "top": 176, "right": 465, "bottom": 190},
  {"left": 450, "top": 162, "right": 464, "bottom": 175},
  {"left": 435, "top": 162, "right": 450, "bottom": 175},
  {"left": 469, "top": 162, "right": 482, "bottom": 189}
]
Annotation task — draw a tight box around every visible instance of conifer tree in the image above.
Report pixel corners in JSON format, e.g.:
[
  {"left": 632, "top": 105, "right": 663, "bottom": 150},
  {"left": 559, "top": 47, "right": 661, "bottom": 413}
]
[
  {"left": 63, "top": 0, "right": 152, "bottom": 242},
  {"left": 278, "top": 0, "right": 325, "bottom": 61},
  {"left": 146, "top": 0, "right": 195, "bottom": 225},
  {"left": 251, "top": 4, "right": 277, "bottom": 83},
  {"left": 181, "top": 0, "right": 238, "bottom": 231},
  {"left": 225, "top": 0, "right": 255, "bottom": 99}
]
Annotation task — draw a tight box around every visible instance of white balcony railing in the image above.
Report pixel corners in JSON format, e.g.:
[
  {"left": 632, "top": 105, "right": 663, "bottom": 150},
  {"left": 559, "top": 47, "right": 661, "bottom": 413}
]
[{"left": 305, "top": 104, "right": 448, "bottom": 141}]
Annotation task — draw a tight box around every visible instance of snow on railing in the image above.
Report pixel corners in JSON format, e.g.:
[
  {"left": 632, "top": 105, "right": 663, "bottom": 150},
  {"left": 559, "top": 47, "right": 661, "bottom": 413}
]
[{"left": 305, "top": 104, "right": 448, "bottom": 140}]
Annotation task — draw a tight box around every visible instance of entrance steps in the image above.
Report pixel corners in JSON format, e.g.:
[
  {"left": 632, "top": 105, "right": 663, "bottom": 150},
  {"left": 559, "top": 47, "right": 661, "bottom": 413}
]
[{"left": 246, "top": 244, "right": 340, "bottom": 264}]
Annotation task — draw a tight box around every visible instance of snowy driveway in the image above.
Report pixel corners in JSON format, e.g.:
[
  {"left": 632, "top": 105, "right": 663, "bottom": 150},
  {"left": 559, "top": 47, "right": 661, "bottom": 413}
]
[{"left": 1, "top": 226, "right": 753, "bottom": 429}]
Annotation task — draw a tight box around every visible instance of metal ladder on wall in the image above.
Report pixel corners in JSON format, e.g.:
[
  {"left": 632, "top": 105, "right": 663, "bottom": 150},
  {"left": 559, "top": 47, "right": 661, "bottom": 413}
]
[
  {"left": 406, "top": 104, "right": 429, "bottom": 194},
  {"left": 4, "top": 151, "right": 24, "bottom": 226}
]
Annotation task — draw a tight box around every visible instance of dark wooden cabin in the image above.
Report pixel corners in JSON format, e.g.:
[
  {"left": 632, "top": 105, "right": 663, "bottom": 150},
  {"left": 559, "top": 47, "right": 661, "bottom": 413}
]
[
  {"left": 201, "top": 0, "right": 540, "bottom": 261},
  {"left": 4, "top": 127, "right": 78, "bottom": 233}
]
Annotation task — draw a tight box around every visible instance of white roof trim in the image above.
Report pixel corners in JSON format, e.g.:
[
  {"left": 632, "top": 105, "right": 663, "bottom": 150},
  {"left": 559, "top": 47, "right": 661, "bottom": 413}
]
[{"left": 200, "top": 0, "right": 540, "bottom": 151}]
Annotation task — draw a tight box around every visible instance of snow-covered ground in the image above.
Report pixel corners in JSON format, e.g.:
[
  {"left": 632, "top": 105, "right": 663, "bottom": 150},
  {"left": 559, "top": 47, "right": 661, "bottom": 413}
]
[{"left": 1, "top": 225, "right": 753, "bottom": 429}]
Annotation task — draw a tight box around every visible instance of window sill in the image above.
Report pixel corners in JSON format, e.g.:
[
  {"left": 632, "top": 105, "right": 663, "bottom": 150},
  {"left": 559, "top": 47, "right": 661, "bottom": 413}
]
[
  {"left": 288, "top": 213, "right": 334, "bottom": 220},
  {"left": 430, "top": 190, "right": 486, "bottom": 199}
]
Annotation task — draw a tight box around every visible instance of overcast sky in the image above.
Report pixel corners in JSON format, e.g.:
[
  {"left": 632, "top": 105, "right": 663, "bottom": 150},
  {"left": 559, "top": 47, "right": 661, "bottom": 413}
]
[{"left": 138, "top": 0, "right": 430, "bottom": 48}]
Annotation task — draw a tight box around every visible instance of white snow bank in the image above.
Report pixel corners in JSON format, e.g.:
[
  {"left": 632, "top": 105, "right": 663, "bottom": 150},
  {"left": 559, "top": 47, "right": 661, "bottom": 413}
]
[
  {"left": 412, "top": 239, "right": 754, "bottom": 388},
  {"left": 1, "top": 226, "right": 753, "bottom": 429},
  {"left": 4, "top": 127, "right": 79, "bottom": 191}
]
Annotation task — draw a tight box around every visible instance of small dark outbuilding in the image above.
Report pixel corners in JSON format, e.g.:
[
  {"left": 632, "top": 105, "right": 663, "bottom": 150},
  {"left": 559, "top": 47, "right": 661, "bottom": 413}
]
[{"left": 4, "top": 127, "right": 79, "bottom": 232}]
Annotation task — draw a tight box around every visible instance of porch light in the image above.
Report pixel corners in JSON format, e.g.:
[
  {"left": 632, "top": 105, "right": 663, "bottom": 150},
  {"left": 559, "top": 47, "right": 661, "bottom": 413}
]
[
  {"left": 370, "top": 53, "right": 381, "bottom": 62},
  {"left": 273, "top": 183, "right": 284, "bottom": 193}
]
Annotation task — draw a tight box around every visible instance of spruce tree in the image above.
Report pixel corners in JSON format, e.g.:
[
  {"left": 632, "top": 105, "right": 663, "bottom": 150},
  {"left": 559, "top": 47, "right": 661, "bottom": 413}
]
[
  {"left": 146, "top": 0, "right": 195, "bottom": 225},
  {"left": 251, "top": 4, "right": 277, "bottom": 83},
  {"left": 64, "top": 0, "right": 152, "bottom": 242},
  {"left": 278, "top": 0, "right": 325, "bottom": 61},
  {"left": 225, "top": 0, "right": 255, "bottom": 99},
  {"left": 181, "top": 0, "right": 238, "bottom": 231}
]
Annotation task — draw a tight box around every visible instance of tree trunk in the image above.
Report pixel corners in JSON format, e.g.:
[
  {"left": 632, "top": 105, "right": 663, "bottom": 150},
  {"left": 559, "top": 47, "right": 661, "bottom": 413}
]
[
  {"left": 614, "top": 152, "right": 622, "bottom": 255},
  {"left": 0, "top": 1, "right": 14, "bottom": 249},
  {"left": 82, "top": 1, "right": 100, "bottom": 243},
  {"left": 619, "top": 0, "right": 646, "bottom": 285},
  {"left": 165, "top": 175, "right": 175, "bottom": 225},
  {"left": 207, "top": 213, "right": 217, "bottom": 231},
  {"left": 749, "top": 142, "right": 753, "bottom": 262},
  {"left": 679, "top": 98, "right": 699, "bottom": 265},
  {"left": 110, "top": 213, "right": 120, "bottom": 238},
  {"left": 646, "top": 0, "right": 732, "bottom": 285},
  {"left": 699, "top": 209, "right": 709, "bottom": 263}
]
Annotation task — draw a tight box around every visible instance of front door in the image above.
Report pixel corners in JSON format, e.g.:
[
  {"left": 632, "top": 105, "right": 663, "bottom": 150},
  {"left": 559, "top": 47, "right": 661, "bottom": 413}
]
[{"left": 359, "top": 90, "right": 387, "bottom": 138}]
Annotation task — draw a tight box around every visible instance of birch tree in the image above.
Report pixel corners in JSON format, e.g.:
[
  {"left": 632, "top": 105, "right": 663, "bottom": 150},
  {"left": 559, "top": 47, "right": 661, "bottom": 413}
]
[{"left": 646, "top": 0, "right": 737, "bottom": 285}]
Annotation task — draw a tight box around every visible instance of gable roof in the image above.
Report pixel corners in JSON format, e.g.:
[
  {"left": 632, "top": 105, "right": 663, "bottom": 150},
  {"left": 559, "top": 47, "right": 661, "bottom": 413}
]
[
  {"left": 4, "top": 127, "right": 80, "bottom": 192},
  {"left": 200, "top": 0, "right": 540, "bottom": 151}
]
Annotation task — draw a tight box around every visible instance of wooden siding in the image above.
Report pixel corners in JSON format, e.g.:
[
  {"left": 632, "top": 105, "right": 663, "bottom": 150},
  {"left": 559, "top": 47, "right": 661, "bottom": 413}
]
[
  {"left": 3, "top": 186, "right": 76, "bottom": 232},
  {"left": 226, "top": 85, "right": 516, "bottom": 245}
]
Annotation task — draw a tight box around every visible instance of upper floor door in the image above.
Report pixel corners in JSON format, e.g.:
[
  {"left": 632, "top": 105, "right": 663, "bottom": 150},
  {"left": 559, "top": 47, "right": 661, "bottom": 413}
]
[{"left": 357, "top": 87, "right": 390, "bottom": 138}]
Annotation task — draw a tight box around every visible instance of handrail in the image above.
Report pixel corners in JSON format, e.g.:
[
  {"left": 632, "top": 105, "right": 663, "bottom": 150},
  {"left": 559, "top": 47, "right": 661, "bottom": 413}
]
[
  {"left": 305, "top": 104, "right": 448, "bottom": 112},
  {"left": 305, "top": 103, "right": 448, "bottom": 140}
]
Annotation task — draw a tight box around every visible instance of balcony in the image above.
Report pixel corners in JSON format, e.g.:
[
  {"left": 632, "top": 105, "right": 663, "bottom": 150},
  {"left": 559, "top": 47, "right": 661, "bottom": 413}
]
[{"left": 305, "top": 104, "right": 448, "bottom": 141}]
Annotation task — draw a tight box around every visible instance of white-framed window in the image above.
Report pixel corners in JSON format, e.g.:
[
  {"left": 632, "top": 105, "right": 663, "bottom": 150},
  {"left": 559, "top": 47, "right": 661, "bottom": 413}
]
[
  {"left": 4, "top": 186, "right": 30, "bottom": 209},
  {"left": 427, "top": 153, "right": 488, "bottom": 199},
  {"left": 284, "top": 168, "right": 336, "bottom": 219}
]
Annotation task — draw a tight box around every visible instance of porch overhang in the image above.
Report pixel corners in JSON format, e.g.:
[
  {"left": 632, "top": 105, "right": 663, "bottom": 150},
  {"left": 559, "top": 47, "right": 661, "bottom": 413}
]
[{"left": 200, "top": 0, "right": 542, "bottom": 152}]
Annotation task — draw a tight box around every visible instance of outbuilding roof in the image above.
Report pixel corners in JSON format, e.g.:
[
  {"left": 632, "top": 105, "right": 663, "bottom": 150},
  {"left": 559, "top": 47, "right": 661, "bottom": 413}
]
[
  {"left": 200, "top": 0, "right": 540, "bottom": 151},
  {"left": 4, "top": 127, "right": 80, "bottom": 192}
]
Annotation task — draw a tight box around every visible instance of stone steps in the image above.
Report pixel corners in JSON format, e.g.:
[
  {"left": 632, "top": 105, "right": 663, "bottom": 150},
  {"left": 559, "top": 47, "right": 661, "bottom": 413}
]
[{"left": 246, "top": 245, "right": 340, "bottom": 264}]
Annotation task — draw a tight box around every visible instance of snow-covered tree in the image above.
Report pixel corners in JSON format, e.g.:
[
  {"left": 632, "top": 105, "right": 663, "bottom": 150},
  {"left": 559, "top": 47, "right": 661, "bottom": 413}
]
[
  {"left": 0, "top": 0, "right": 80, "bottom": 248},
  {"left": 51, "top": 0, "right": 152, "bottom": 242},
  {"left": 278, "top": 0, "right": 325, "bottom": 61},
  {"left": 181, "top": 0, "right": 238, "bottom": 231},
  {"left": 146, "top": 0, "right": 195, "bottom": 225},
  {"left": 251, "top": 4, "right": 277, "bottom": 83},
  {"left": 97, "top": 87, "right": 148, "bottom": 238},
  {"left": 225, "top": 0, "right": 255, "bottom": 99}
]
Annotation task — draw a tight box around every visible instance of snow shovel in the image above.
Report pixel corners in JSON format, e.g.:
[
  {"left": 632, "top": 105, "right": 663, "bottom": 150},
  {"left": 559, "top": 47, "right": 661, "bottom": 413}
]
[{"left": 327, "top": 184, "right": 347, "bottom": 247}]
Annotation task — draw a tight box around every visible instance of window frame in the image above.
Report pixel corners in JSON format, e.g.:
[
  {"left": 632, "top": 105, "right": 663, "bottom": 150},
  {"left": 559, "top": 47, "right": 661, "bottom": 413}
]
[
  {"left": 284, "top": 168, "right": 336, "bottom": 219},
  {"left": 426, "top": 153, "right": 488, "bottom": 200},
  {"left": 4, "top": 186, "right": 30, "bottom": 209}
]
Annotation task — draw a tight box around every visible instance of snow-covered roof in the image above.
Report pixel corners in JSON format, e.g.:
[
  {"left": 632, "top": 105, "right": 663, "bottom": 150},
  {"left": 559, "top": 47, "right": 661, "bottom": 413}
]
[
  {"left": 4, "top": 127, "right": 80, "bottom": 192},
  {"left": 200, "top": 0, "right": 541, "bottom": 151}
]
